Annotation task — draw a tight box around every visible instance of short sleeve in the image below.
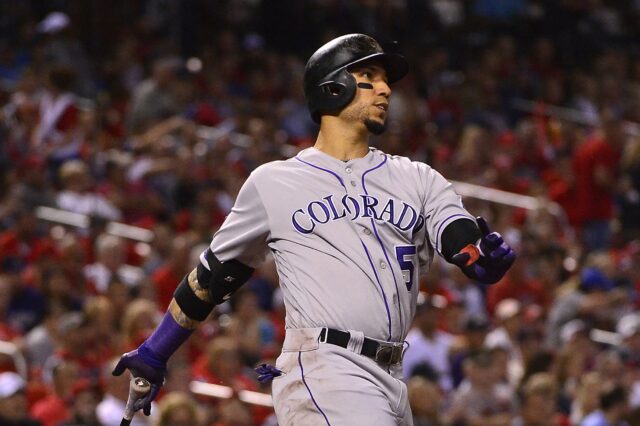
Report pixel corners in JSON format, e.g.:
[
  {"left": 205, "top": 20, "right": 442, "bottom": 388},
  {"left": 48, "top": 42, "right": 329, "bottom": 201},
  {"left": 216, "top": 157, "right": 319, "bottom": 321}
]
[
  {"left": 210, "top": 174, "right": 270, "bottom": 267},
  {"left": 419, "top": 164, "right": 474, "bottom": 256}
]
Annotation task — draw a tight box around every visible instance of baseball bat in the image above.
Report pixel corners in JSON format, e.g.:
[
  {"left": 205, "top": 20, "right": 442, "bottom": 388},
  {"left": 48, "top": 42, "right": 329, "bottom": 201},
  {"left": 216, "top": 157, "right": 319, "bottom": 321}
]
[{"left": 120, "top": 377, "right": 151, "bottom": 426}]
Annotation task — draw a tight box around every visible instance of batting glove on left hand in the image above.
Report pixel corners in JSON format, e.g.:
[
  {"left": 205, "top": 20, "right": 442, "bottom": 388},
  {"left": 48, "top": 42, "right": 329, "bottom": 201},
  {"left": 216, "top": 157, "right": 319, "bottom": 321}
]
[{"left": 451, "top": 216, "right": 516, "bottom": 284}]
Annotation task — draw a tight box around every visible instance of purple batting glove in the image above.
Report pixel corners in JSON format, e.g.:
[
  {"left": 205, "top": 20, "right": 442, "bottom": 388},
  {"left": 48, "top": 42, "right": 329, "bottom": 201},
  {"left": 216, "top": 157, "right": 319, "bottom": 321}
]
[
  {"left": 112, "top": 346, "right": 166, "bottom": 416},
  {"left": 452, "top": 216, "right": 516, "bottom": 284},
  {"left": 112, "top": 312, "right": 194, "bottom": 416}
]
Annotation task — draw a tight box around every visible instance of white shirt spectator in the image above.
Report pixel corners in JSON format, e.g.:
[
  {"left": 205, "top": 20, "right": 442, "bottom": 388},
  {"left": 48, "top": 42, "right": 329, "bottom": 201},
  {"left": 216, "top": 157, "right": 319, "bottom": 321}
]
[
  {"left": 403, "top": 327, "right": 454, "bottom": 391},
  {"left": 97, "top": 393, "right": 155, "bottom": 426}
]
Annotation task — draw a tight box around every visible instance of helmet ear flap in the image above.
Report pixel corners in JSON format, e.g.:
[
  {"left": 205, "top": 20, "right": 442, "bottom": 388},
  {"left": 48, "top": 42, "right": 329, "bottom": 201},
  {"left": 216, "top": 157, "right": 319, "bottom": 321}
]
[
  {"left": 308, "top": 68, "right": 357, "bottom": 123},
  {"left": 319, "top": 81, "right": 347, "bottom": 97}
]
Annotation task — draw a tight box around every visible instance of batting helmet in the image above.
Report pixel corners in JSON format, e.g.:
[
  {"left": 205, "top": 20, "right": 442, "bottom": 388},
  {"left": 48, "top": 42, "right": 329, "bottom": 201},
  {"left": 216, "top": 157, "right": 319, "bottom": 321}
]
[{"left": 304, "top": 33, "right": 409, "bottom": 123}]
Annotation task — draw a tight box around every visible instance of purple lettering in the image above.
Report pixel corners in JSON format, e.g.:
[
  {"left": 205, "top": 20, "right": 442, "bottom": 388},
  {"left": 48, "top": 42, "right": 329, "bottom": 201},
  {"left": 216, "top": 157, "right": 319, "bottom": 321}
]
[
  {"left": 324, "top": 195, "right": 347, "bottom": 220},
  {"left": 292, "top": 209, "right": 315, "bottom": 234},
  {"left": 360, "top": 195, "right": 379, "bottom": 219},
  {"left": 308, "top": 201, "right": 330, "bottom": 224}
]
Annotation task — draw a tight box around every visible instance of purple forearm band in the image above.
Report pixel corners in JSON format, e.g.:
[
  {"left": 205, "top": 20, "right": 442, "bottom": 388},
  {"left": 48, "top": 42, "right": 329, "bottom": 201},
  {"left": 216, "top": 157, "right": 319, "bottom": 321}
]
[{"left": 140, "top": 313, "right": 193, "bottom": 365}]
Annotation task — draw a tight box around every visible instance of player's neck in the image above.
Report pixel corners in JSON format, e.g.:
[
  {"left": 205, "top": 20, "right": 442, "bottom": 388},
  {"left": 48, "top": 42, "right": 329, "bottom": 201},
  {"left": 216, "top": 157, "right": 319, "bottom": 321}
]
[{"left": 315, "top": 120, "right": 369, "bottom": 161}]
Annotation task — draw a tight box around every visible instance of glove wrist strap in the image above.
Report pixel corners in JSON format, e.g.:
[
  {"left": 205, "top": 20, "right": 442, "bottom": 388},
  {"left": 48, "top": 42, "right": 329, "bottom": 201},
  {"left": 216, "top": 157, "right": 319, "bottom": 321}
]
[{"left": 141, "top": 312, "right": 193, "bottom": 364}]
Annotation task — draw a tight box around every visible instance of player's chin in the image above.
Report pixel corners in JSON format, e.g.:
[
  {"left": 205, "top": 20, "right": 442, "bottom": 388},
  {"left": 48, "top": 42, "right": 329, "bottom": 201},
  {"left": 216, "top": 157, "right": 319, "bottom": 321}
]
[{"left": 364, "top": 117, "right": 387, "bottom": 135}]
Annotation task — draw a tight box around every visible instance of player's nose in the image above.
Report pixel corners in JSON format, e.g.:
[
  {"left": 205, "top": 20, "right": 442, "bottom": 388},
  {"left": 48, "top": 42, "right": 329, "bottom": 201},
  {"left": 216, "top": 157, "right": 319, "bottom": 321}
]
[{"left": 376, "top": 80, "right": 391, "bottom": 98}]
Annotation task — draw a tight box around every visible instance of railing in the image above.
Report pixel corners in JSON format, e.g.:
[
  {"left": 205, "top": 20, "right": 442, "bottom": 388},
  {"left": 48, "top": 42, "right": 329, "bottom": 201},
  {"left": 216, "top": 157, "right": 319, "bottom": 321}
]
[
  {"left": 35, "top": 206, "right": 154, "bottom": 243},
  {"left": 35, "top": 179, "right": 568, "bottom": 245},
  {"left": 190, "top": 381, "right": 273, "bottom": 407}
]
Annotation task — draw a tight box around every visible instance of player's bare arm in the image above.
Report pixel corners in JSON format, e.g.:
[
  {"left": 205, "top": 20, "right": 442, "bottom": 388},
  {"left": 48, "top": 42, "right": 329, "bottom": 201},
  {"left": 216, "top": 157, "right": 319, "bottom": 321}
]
[
  {"left": 112, "top": 247, "right": 255, "bottom": 415},
  {"left": 164, "top": 268, "right": 213, "bottom": 329}
]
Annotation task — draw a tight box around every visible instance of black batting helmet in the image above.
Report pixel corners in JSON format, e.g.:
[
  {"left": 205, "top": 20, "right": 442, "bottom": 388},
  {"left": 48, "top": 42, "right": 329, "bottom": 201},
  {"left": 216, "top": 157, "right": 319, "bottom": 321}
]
[{"left": 303, "top": 34, "right": 409, "bottom": 123}]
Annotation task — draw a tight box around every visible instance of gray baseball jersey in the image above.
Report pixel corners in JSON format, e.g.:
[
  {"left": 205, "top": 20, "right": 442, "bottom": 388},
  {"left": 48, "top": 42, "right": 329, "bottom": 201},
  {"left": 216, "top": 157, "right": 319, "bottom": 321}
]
[{"left": 209, "top": 146, "right": 473, "bottom": 343}]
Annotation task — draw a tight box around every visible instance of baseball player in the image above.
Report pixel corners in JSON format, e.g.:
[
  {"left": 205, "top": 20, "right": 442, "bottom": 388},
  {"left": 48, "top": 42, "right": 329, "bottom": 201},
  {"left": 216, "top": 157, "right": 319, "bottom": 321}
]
[{"left": 113, "top": 34, "right": 516, "bottom": 425}]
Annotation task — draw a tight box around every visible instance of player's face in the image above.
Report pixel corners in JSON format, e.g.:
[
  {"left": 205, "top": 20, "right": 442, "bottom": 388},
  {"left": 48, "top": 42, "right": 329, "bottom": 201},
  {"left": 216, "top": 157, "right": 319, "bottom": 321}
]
[{"left": 343, "top": 63, "right": 391, "bottom": 135}]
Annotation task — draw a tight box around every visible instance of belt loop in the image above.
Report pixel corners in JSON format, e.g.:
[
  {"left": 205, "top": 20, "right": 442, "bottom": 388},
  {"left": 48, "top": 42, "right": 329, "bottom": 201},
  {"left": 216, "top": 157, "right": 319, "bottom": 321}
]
[
  {"left": 318, "top": 327, "right": 328, "bottom": 343},
  {"left": 346, "top": 330, "right": 365, "bottom": 355}
]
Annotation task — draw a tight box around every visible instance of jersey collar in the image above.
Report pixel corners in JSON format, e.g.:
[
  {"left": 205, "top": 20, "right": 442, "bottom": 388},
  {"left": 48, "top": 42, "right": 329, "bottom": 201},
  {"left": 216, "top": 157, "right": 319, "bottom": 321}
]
[{"left": 298, "top": 147, "right": 381, "bottom": 170}]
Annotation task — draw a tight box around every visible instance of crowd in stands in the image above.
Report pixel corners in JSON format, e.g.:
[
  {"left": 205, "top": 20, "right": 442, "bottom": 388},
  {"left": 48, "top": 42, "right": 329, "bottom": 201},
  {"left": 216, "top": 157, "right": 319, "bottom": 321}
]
[{"left": 1, "top": 1, "right": 640, "bottom": 425}]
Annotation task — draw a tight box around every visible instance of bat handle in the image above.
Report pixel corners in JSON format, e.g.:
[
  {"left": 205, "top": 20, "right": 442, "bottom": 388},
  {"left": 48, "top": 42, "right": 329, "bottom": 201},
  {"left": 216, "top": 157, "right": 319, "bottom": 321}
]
[{"left": 120, "top": 377, "right": 151, "bottom": 426}]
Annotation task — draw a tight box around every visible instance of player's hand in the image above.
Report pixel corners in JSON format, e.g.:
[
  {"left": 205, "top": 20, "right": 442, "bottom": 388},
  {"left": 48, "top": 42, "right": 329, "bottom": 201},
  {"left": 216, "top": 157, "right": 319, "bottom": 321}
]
[
  {"left": 451, "top": 216, "right": 516, "bottom": 284},
  {"left": 112, "top": 347, "right": 166, "bottom": 415}
]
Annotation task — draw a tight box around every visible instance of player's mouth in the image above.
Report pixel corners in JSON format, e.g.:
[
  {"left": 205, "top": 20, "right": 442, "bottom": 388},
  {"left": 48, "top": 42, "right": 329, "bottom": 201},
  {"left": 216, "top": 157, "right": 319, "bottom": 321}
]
[{"left": 375, "top": 103, "right": 388, "bottom": 112}]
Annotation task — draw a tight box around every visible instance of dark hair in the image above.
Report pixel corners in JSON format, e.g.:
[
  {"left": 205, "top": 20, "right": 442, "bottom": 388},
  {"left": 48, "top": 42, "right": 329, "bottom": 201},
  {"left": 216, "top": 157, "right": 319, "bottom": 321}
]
[
  {"left": 601, "top": 385, "right": 626, "bottom": 411},
  {"left": 47, "top": 65, "right": 77, "bottom": 92}
]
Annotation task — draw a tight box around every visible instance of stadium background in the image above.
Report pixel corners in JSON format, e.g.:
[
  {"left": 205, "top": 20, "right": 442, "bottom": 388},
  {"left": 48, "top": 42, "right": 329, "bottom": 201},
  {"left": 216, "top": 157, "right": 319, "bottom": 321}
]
[{"left": 1, "top": 0, "right": 640, "bottom": 425}]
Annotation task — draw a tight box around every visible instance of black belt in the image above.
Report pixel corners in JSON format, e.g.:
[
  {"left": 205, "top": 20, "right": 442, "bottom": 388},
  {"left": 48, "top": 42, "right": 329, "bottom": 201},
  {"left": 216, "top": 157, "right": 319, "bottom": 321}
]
[{"left": 318, "top": 328, "right": 404, "bottom": 365}]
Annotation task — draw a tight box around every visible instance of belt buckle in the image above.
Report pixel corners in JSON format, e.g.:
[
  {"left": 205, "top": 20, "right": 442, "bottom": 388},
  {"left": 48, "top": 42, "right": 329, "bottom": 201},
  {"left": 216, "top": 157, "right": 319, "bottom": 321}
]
[
  {"left": 375, "top": 342, "right": 404, "bottom": 365},
  {"left": 318, "top": 328, "right": 328, "bottom": 343}
]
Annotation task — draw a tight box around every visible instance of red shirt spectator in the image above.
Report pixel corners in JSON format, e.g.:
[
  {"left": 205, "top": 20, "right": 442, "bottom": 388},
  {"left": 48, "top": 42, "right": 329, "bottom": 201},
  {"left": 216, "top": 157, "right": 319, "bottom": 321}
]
[
  {"left": 486, "top": 260, "right": 549, "bottom": 315},
  {"left": 150, "top": 235, "right": 192, "bottom": 310},
  {"left": 572, "top": 134, "right": 620, "bottom": 226}
]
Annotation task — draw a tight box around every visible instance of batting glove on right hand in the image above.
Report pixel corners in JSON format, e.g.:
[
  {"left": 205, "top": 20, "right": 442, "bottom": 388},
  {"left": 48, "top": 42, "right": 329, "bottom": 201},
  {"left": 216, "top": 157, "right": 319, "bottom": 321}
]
[
  {"left": 112, "top": 346, "right": 166, "bottom": 415},
  {"left": 451, "top": 216, "right": 516, "bottom": 284}
]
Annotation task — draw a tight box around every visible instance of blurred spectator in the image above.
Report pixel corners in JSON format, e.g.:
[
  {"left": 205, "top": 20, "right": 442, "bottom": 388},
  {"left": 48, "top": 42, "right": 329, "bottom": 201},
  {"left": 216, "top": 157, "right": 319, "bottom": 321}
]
[
  {"left": 403, "top": 294, "right": 454, "bottom": 391},
  {"left": 32, "top": 65, "right": 82, "bottom": 167},
  {"left": 120, "top": 299, "right": 159, "bottom": 351},
  {"left": 580, "top": 385, "right": 630, "bottom": 426},
  {"left": 0, "top": 371, "right": 41, "bottom": 425},
  {"left": 440, "top": 264, "right": 488, "bottom": 320},
  {"left": 570, "top": 372, "right": 603, "bottom": 426},
  {"left": 84, "top": 295, "right": 119, "bottom": 364},
  {"left": 485, "top": 257, "right": 549, "bottom": 315},
  {"left": 485, "top": 298, "right": 525, "bottom": 386},
  {"left": 36, "top": 12, "right": 93, "bottom": 96},
  {"left": 30, "top": 360, "right": 78, "bottom": 426},
  {"left": 555, "top": 320, "right": 599, "bottom": 412},
  {"left": 0, "top": 274, "right": 22, "bottom": 341},
  {"left": 546, "top": 260, "right": 625, "bottom": 347},
  {"left": 449, "top": 315, "right": 491, "bottom": 389},
  {"left": 42, "top": 313, "right": 99, "bottom": 382},
  {"left": 154, "top": 391, "right": 203, "bottom": 426},
  {"left": 226, "top": 289, "right": 277, "bottom": 366},
  {"left": 40, "top": 265, "right": 81, "bottom": 316},
  {"left": 0, "top": 207, "right": 52, "bottom": 276},
  {"left": 84, "top": 234, "right": 143, "bottom": 294},
  {"left": 1, "top": 273, "right": 45, "bottom": 334},
  {"left": 513, "top": 372, "right": 564, "bottom": 426},
  {"left": 619, "top": 137, "right": 640, "bottom": 238},
  {"left": 212, "top": 398, "right": 253, "bottom": 426},
  {"left": 408, "top": 375, "right": 444, "bottom": 426},
  {"left": 56, "top": 160, "right": 122, "bottom": 221},
  {"left": 572, "top": 111, "right": 623, "bottom": 251},
  {"left": 616, "top": 313, "right": 640, "bottom": 369},
  {"left": 150, "top": 234, "right": 192, "bottom": 310},
  {"left": 23, "top": 307, "right": 58, "bottom": 370},
  {"left": 104, "top": 277, "right": 134, "bottom": 324},
  {"left": 191, "top": 336, "right": 256, "bottom": 391},
  {"left": 59, "top": 380, "right": 102, "bottom": 426},
  {"left": 444, "top": 349, "right": 516, "bottom": 426},
  {"left": 128, "top": 57, "right": 182, "bottom": 134},
  {"left": 142, "top": 223, "right": 175, "bottom": 275},
  {"left": 96, "top": 153, "right": 165, "bottom": 225}
]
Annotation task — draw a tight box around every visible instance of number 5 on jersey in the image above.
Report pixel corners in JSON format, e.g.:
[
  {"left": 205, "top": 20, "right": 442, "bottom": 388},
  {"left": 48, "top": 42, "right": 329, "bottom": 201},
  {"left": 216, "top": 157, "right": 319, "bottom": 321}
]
[{"left": 395, "top": 245, "right": 416, "bottom": 291}]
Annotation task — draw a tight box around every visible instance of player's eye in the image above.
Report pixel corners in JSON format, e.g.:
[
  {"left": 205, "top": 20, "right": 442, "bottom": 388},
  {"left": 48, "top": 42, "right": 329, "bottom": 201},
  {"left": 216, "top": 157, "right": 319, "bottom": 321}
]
[{"left": 362, "top": 70, "right": 373, "bottom": 79}]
